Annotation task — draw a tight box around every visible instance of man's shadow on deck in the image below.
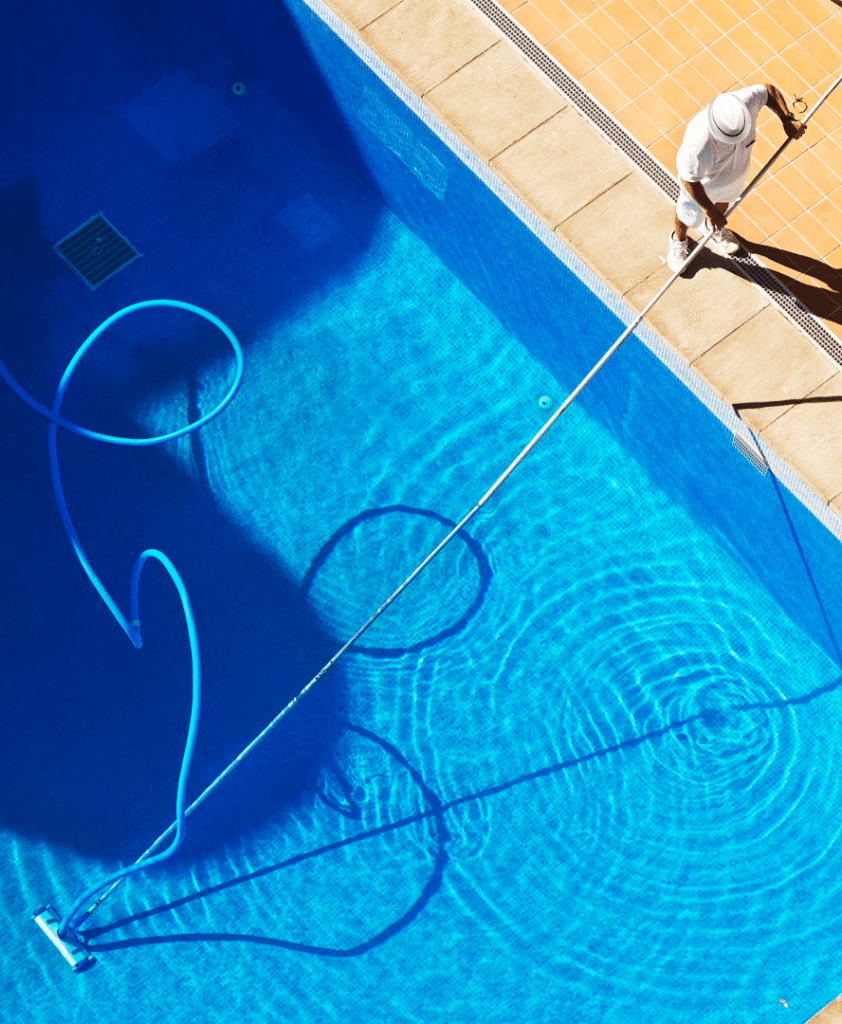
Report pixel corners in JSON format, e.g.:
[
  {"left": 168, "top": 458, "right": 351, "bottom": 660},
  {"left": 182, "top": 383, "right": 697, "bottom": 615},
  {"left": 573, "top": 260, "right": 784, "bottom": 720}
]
[{"left": 682, "top": 234, "right": 842, "bottom": 327}]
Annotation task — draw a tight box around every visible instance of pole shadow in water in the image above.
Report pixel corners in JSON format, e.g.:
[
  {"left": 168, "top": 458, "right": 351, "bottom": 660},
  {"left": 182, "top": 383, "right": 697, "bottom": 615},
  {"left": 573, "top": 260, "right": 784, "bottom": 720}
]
[{"left": 83, "top": 671, "right": 842, "bottom": 959}]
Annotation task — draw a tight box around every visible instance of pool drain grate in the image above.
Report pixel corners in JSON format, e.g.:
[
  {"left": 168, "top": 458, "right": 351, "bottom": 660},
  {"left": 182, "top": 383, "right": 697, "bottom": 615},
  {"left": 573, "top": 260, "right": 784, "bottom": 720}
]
[{"left": 54, "top": 214, "right": 141, "bottom": 289}]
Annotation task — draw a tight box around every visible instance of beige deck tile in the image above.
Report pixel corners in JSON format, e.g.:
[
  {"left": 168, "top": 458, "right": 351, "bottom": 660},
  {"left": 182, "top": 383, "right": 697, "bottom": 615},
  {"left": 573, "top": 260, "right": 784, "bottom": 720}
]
[
  {"left": 691, "top": 305, "right": 836, "bottom": 432},
  {"left": 624, "top": 255, "right": 770, "bottom": 363},
  {"left": 490, "top": 106, "right": 633, "bottom": 225},
  {"left": 511, "top": 3, "right": 562, "bottom": 46},
  {"left": 760, "top": 372, "right": 842, "bottom": 502},
  {"left": 808, "top": 987, "right": 842, "bottom": 1018},
  {"left": 361, "top": 0, "right": 500, "bottom": 95},
  {"left": 555, "top": 172, "right": 674, "bottom": 294},
  {"left": 324, "top": 0, "right": 402, "bottom": 29},
  {"left": 424, "top": 41, "right": 563, "bottom": 159}
]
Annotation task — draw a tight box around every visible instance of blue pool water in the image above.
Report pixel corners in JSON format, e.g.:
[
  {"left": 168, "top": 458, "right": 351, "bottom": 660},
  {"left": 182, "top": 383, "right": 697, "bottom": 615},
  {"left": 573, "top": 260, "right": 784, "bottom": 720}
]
[{"left": 4, "top": 1, "right": 842, "bottom": 1022}]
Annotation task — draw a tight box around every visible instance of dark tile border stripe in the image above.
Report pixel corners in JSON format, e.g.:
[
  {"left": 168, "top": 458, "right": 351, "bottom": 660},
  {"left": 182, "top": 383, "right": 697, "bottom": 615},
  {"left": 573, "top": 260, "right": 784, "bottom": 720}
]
[{"left": 468, "top": 0, "right": 842, "bottom": 368}]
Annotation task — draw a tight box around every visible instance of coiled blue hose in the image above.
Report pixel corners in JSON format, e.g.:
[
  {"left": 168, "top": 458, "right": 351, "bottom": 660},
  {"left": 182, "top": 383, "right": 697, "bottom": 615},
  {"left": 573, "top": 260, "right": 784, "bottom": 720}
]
[{"left": 0, "top": 300, "right": 243, "bottom": 941}]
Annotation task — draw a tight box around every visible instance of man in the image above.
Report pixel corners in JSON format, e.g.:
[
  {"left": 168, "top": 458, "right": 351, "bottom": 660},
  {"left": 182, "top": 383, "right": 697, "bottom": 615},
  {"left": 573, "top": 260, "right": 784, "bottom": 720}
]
[{"left": 667, "top": 83, "right": 807, "bottom": 272}]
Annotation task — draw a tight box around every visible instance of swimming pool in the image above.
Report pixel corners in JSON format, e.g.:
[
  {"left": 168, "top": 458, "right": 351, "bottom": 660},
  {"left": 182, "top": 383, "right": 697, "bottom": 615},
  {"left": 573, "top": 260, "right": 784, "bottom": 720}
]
[{"left": 4, "top": 0, "right": 842, "bottom": 1021}]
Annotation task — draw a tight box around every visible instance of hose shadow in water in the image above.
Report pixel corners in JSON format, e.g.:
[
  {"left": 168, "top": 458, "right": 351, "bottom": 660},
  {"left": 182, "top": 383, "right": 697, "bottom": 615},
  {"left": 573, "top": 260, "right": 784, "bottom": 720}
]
[
  {"left": 301, "top": 506, "right": 493, "bottom": 657},
  {"left": 82, "top": 670, "right": 842, "bottom": 958},
  {"left": 85, "top": 721, "right": 450, "bottom": 957}
]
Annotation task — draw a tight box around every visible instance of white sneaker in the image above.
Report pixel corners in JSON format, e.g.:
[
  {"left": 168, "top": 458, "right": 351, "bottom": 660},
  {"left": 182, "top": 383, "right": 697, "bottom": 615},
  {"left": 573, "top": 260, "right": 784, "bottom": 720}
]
[
  {"left": 706, "top": 221, "right": 741, "bottom": 256},
  {"left": 667, "top": 231, "right": 690, "bottom": 272}
]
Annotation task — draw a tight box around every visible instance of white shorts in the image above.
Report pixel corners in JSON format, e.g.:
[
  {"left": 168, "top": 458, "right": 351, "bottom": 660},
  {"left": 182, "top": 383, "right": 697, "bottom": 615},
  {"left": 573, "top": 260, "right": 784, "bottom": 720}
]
[{"left": 676, "top": 179, "right": 744, "bottom": 229}]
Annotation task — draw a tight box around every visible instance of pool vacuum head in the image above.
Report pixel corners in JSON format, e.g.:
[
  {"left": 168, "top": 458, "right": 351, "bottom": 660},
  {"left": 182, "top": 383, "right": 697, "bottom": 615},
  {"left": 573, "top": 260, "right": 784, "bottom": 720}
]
[{"left": 32, "top": 905, "right": 94, "bottom": 972}]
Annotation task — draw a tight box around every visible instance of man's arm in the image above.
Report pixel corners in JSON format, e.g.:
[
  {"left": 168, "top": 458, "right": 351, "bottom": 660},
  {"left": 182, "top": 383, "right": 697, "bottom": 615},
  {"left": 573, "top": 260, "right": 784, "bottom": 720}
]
[
  {"left": 680, "top": 179, "right": 728, "bottom": 230},
  {"left": 765, "top": 83, "right": 807, "bottom": 139}
]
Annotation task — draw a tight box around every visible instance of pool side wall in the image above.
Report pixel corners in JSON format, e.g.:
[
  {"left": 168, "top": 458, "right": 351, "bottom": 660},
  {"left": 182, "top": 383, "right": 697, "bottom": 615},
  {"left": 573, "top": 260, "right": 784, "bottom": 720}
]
[{"left": 192, "top": 0, "right": 842, "bottom": 668}]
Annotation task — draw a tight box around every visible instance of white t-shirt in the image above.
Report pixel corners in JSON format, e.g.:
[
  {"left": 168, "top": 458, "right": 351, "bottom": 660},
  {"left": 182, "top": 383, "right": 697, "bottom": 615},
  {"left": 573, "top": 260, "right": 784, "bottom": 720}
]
[{"left": 676, "top": 85, "right": 769, "bottom": 189}]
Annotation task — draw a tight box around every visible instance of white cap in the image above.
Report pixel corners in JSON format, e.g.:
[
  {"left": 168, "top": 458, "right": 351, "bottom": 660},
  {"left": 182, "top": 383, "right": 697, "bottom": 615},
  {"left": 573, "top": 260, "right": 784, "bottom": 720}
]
[{"left": 707, "top": 93, "right": 751, "bottom": 145}]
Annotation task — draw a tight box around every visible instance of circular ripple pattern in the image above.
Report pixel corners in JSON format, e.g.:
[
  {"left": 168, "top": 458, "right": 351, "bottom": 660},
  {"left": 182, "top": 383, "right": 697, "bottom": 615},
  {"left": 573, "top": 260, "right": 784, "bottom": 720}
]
[
  {"left": 462, "top": 562, "right": 842, "bottom": 943},
  {"left": 301, "top": 505, "right": 491, "bottom": 657}
]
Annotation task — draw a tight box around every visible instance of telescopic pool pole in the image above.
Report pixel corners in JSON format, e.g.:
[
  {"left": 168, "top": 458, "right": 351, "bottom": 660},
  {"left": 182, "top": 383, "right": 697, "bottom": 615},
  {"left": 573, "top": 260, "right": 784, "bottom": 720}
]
[{"left": 54, "top": 72, "right": 842, "bottom": 954}]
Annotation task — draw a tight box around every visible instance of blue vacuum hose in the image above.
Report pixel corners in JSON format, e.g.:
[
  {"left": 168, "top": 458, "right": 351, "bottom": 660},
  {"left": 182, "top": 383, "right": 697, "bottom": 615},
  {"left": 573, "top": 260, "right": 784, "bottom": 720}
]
[{"left": 1, "top": 300, "right": 243, "bottom": 946}]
